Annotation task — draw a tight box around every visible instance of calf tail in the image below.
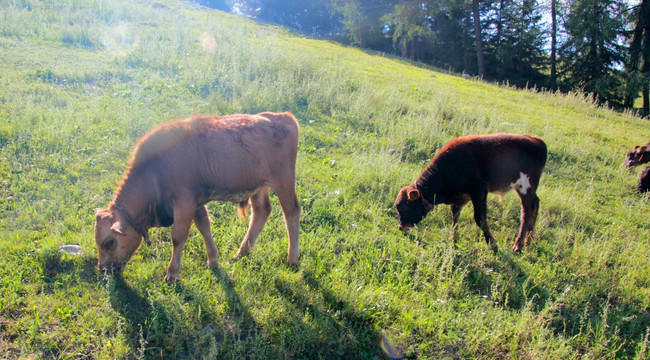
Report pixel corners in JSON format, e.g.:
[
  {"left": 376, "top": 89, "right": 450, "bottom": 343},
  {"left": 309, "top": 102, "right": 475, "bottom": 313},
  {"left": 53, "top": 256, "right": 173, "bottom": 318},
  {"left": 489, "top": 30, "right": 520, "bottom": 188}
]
[{"left": 237, "top": 200, "right": 249, "bottom": 220}]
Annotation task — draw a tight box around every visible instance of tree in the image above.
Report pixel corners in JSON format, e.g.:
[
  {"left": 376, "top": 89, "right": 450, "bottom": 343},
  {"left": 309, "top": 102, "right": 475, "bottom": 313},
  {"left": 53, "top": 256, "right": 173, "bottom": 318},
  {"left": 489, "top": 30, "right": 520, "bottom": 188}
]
[
  {"left": 483, "top": 0, "right": 547, "bottom": 87},
  {"left": 383, "top": 0, "right": 435, "bottom": 60},
  {"left": 550, "top": 0, "right": 558, "bottom": 89},
  {"left": 626, "top": 0, "right": 650, "bottom": 114},
  {"left": 236, "top": 0, "right": 342, "bottom": 37},
  {"left": 334, "top": 0, "right": 371, "bottom": 46},
  {"left": 472, "top": 0, "right": 486, "bottom": 77},
  {"left": 561, "top": 0, "right": 627, "bottom": 105},
  {"left": 423, "top": 0, "right": 475, "bottom": 73},
  {"left": 332, "top": 0, "right": 395, "bottom": 50}
]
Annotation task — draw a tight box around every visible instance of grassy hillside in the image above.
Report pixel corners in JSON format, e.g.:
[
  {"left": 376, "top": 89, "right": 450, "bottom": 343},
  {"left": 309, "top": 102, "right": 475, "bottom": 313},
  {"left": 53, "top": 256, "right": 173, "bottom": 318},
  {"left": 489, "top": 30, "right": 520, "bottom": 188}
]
[{"left": 0, "top": 0, "right": 648, "bottom": 358}]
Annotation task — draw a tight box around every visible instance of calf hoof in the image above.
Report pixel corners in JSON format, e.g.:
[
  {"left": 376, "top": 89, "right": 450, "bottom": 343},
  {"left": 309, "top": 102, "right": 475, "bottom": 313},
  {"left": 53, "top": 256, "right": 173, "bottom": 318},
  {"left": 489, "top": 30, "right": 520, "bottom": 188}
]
[
  {"left": 490, "top": 244, "right": 499, "bottom": 254},
  {"left": 287, "top": 254, "right": 300, "bottom": 267},
  {"left": 164, "top": 273, "right": 178, "bottom": 282},
  {"left": 232, "top": 250, "right": 248, "bottom": 262},
  {"left": 206, "top": 259, "right": 219, "bottom": 268},
  {"left": 512, "top": 243, "right": 523, "bottom": 253},
  {"left": 524, "top": 234, "right": 533, "bottom": 246}
]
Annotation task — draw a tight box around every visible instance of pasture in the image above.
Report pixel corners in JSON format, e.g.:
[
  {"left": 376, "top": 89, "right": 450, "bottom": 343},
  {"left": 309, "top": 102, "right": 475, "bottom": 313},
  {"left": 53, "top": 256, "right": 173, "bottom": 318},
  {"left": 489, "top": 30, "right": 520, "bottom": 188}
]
[{"left": 0, "top": 0, "right": 648, "bottom": 358}]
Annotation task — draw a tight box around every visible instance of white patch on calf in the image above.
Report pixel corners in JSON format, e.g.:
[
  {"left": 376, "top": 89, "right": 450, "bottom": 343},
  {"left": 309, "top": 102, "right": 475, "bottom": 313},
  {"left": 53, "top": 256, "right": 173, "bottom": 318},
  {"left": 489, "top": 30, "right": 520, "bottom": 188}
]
[{"left": 510, "top": 172, "right": 532, "bottom": 195}]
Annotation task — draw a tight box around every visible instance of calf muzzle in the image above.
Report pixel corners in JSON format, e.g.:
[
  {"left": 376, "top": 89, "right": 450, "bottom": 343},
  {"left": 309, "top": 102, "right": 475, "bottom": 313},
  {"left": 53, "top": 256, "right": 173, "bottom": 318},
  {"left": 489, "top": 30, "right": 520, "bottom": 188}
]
[
  {"left": 398, "top": 224, "right": 413, "bottom": 231},
  {"left": 97, "top": 261, "right": 123, "bottom": 274}
]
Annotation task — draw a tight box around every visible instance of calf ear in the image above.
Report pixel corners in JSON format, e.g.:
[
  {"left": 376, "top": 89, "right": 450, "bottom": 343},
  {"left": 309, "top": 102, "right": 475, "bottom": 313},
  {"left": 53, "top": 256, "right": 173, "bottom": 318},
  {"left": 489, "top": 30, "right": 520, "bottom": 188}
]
[
  {"left": 639, "top": 144, "right": 650, "bottom": 157},
  {"left": 110, "top": 221, "right": 126, "bottom": 235},
  {"left": 95, "top": 209, "right": 111, "bottom": 221},
  {"left": 407, "top": 189, "right": 420, "bottom": 201}
]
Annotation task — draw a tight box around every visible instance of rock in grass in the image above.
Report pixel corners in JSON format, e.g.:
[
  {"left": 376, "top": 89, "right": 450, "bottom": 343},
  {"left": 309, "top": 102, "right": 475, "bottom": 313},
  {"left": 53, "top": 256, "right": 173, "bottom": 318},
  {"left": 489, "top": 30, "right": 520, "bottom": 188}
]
[{"left": 58, "top": 244, "right": 82, "bottom": 255}]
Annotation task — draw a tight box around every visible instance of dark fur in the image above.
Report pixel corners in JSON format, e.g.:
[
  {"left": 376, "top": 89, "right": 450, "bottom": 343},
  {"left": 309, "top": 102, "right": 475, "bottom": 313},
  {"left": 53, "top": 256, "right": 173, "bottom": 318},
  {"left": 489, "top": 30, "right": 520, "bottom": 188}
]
[{"left": 638, "top": 167, "right": 650, "bottom": 193}]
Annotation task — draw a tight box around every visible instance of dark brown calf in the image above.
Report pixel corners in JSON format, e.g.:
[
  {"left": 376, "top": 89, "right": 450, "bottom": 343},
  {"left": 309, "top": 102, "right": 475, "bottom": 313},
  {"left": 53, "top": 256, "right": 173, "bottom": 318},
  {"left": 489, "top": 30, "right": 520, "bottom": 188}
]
[
  {"left": 95, "top": 112, "right": 300, "bottom": 281},
  {"left": 624, "top": 142, "right": 650, "bottom": 168},
  {"left": 395, "top": 133, "right": 547, "bottom": 252}
]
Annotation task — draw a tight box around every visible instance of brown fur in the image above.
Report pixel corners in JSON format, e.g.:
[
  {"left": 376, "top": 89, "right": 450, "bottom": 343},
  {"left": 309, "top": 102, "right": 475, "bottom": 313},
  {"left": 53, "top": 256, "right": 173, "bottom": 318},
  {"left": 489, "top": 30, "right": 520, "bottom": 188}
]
[
  {"left": 95, "top": 112, "right": 301, "bottom": 281},
  {"left": 624, "top": 141, "right": 650, "bottom": 168}
]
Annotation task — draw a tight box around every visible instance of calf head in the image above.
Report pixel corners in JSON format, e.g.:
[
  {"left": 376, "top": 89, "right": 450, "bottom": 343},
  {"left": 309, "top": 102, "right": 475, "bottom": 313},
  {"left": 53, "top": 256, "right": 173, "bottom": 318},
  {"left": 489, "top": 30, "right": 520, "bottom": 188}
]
[
  {"left": 395, "top": 185, "right": 430, "bottom": 231},
  {"left": 94, "top": 208, "right": 143, "bottom": 272},
  {"left": 624, "top": 143, "right": 650, "bottom": 168}
]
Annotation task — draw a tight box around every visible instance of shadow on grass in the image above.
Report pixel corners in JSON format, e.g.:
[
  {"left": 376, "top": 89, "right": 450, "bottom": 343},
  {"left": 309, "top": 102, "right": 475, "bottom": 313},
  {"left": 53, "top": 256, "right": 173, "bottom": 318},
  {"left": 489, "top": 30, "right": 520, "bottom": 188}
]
[
  {"left": 458, "top": 245, "right": 550, "bottom": 311},
  {"left": 100, "top": 261, "right": 398, "bottom": 359},
  {"left": 104, "top": 274, "right": 157, "bottom": 356},
  {"left": 37, "top": 250, "right": 101, "bottom": 290},
  {"left": 207, "top": 266, "right": 264, "bottom": 356},
  {"left": 271, "top": 269, "right": 401, "bottom": 359},
  {"left": 105, "top": 266, "right": 263, "bottom": 359},
  {"left": 458, "top": 243, "right": 650, "bottom": 358}
]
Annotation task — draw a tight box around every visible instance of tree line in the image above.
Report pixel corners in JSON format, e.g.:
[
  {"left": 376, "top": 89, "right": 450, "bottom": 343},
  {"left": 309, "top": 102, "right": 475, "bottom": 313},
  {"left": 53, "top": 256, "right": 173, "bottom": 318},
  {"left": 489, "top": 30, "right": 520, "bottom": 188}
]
[{"left": 201, "top": 0, "right": 649, "bottom": 115}]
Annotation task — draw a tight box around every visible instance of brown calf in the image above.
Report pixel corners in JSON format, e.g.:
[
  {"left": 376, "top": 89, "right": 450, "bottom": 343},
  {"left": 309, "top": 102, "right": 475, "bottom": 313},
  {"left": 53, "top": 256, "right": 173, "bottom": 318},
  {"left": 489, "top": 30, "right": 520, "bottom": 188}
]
[
  {"left": 624, "top": 142, "right": 650, "bottom": 168},
  {"left": 395, "top": 133, "right": 547, "bottom": 252},
  {"left": 95, "top": 112, "right": 301, "bottom": 281}
]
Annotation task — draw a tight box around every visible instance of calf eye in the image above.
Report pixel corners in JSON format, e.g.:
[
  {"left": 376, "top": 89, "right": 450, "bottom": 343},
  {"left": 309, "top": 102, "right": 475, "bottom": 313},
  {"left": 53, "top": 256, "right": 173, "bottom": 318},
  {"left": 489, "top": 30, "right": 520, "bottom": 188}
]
[{"left": 102, "top": 238, "right": 116, "bottom": 251}]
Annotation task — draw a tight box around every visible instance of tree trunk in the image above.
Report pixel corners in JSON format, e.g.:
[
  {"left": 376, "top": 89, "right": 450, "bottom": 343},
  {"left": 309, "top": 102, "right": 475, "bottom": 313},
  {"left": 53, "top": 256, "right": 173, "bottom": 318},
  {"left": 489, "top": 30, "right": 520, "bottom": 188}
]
[
  {"left": 643, "top": 82, "right": 649, "bottom": 115},
  {"left": 496, "top": 0, "right": 504, "bottom": 48},
  {"left": 625, "top": 0, "right": 647, "bottom": 110},
  {"left": 472, "top": 0, "right": 485, "bottom": 78},
  {"left": 643, "top": 0, "right": 650, "bottom": 114},
  {"left": 550, "top": 0, "right": 557, "bottom": 90},
  {"left": 401, "top": 39, "right": 408, "bottom": 58}
]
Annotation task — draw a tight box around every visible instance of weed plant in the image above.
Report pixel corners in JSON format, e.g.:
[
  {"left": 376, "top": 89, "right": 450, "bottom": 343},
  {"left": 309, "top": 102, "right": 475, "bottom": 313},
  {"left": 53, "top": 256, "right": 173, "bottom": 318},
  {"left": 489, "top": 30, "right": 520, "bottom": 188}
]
[{"left": 0, "top": 0, "right": 648, "bottom": 359}]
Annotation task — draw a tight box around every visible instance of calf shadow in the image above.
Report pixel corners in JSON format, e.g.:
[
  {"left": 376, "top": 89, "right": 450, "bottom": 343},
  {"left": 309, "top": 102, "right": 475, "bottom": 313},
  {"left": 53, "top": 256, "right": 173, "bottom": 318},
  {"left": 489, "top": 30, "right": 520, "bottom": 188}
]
[
  {"left": 208, "top": 266, "right": 262, "bottom": 351},
  {"left": 104, "top": 274, "right": 154, "bottom": 349},
  {"left": 457, "top": 242, "right": 649, "bottom": 358},
  {"left": 271, "top": 269, "right": 398, "bottom": 359},
  {"left": 205, "top": 267, "right": 394, "bottom": 359},
  {"left": 460, "top": 248, "right": 550, "bottom": 311},
  {"left": 37, "top": 250, "right": 101, "bottom": 290},
  {"left": 34, "top": 250, "right": 155, "bottom": 352},
  {"left": 105, "top": 266, "right": 262, "bottom": 359}
]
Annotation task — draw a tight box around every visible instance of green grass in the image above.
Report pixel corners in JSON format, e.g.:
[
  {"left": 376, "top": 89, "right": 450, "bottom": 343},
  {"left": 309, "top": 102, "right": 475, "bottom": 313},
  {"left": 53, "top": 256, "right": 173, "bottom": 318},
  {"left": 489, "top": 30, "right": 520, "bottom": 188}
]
[{"left": 1, "top": 0, "right": 649, "bottom": 358}]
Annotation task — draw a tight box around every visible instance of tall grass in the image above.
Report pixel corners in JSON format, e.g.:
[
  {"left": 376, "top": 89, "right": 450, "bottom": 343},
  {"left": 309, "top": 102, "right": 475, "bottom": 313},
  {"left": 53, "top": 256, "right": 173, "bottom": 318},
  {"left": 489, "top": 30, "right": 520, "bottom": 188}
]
[{"left": 0, "top": 0, "right": 648, "bottom": 358}]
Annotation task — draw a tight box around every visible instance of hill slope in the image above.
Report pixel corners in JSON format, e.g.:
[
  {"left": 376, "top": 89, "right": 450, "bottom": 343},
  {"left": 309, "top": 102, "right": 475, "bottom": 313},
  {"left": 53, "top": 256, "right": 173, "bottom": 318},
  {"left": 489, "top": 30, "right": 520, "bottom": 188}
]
[{"left": 0, "top": 0, "right": 648, "bottom": 358}]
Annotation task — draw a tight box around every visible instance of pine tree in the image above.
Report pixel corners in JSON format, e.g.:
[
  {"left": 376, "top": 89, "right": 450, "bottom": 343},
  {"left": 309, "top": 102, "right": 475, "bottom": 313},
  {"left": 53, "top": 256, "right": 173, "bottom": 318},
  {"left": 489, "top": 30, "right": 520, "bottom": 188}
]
[
  {"left": 424, "top": 0, "right": 475, "bottom": 73},
  {"left": 561, "top": 0, "right": 627, "bottom": 105},
  {"left": 235, "top": 0, "right": 342, "bottom": 37},
  {"left": 484, "top": 0, "right": 547, "bottom": 87}
]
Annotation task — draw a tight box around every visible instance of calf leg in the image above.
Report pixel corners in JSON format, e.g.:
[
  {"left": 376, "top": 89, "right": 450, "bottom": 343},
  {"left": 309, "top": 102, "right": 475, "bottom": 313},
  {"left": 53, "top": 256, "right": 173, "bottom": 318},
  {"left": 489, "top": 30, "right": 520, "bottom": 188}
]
[
  {"left": 450, "top": 200, "right": 468, "bottom": 242},
  {"left": 165, "top": 191, "right": 196, "bottom": 281},
  {"left": 513, "top": 192, "right": 539, "bottom": 252},
  {"left": 274, "top": 182, "right": 301, "bottom": 266},
  {"left": 470, "top": 189, "right": 498, "bottom": 252},
  {"left": 234, "top": 187, "right": 272, "bottom": 261},
  {"left": 194, "top": 205, "right": 219, "bottom": 268}
]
